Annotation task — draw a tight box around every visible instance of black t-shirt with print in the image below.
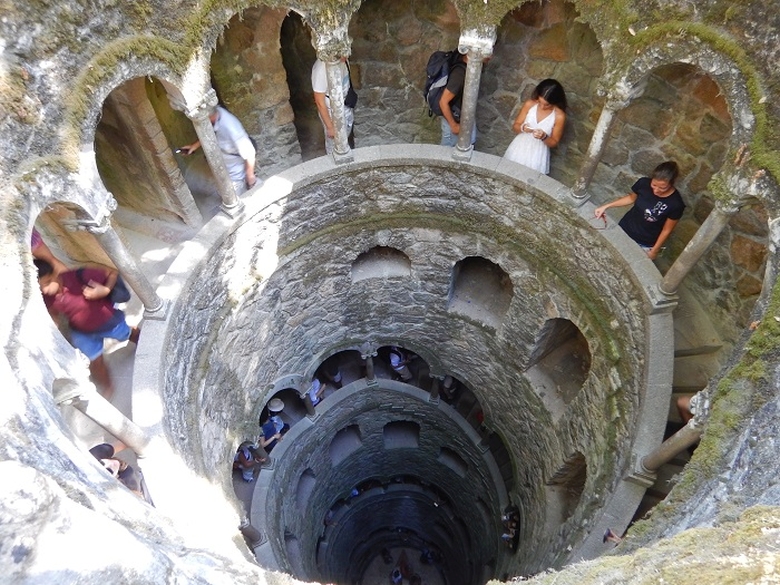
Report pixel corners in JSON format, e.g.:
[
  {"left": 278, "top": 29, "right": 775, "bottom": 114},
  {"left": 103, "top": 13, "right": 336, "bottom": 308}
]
[{"left": 618, "top": 177, "right": 685, "bottom": 247}]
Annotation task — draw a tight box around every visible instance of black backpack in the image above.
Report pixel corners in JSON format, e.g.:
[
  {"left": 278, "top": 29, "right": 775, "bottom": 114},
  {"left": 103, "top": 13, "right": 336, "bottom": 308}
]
[{"left": 424, "top": 50, "right": 464, "bottom": 117}]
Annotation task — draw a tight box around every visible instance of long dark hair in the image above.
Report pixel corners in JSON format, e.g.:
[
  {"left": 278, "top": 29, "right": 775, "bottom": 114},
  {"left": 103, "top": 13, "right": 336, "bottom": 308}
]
[{"left": 533, "top": 78, "right": 567, "bottom": 110}]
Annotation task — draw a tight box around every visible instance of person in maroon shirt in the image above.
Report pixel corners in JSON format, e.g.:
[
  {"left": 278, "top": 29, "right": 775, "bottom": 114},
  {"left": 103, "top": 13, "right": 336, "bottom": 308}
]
[{"left": 35, "top": 259, "right": 139, "bottom": 399}]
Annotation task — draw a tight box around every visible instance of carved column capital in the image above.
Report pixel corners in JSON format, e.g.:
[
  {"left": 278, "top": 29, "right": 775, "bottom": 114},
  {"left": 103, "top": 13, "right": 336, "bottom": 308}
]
[{"left": 184, "top": 89, "right": 219, "bottom": 120}]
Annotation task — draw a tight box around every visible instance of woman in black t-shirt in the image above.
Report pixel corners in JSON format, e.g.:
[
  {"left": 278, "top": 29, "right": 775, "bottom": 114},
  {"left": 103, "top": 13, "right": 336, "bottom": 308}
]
[{"left": 594, "top": 161, "right": 685, "bottom": 260}]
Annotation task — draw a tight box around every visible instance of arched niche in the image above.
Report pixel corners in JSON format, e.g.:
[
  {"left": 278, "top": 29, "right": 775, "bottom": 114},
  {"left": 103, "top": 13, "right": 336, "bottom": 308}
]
[
  {"left": 448, "top": 256, "right": 513, "bottom": 329},
  {"left": 348, "top": 0, "right": 461, "bottom": 147},
  {"left": 438, "top": 447, "right": 467, "bottom": 477},
  {"left": 296, "top": 468, "right": 317, "bottom": 510},
  {"left": 382, "top": 420, "right": 420, "bottom": 449},
  {"left": 544, "top": 451, "right": 586, "bottom": 527},
  {"left": 330, "top": 424, "right": 363, "bottom": 466},
  {"left": 487, "top": 0, "right": 604, "bottom": 177},
  {"left": 525, "top": 318, "right": 591, "bottom": 418},
  {"left": 212, "top": 7, "right": 301, "bottom": 174},
  {"left": 94, "top": 76, "right": 203, "bottom": 230},
  {"left": 351, "top": 246, "right": 412, "bottom": 283}
]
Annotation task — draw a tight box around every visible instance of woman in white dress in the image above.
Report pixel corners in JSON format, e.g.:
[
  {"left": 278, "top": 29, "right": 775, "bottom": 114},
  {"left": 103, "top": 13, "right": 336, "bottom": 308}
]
[{"left": 503, "top": 79, "right": 567, "bottom": 174}]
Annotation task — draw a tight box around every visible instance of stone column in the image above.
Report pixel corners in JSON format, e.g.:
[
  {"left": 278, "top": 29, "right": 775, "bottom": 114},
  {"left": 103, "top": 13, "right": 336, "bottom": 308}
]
[
  {"left": 639, "top": 420, "right": 702, "bottom": 473},
  {"left": 453, "top": 30, "right": 495, "bottom": 161},
  {"left": 239, "top": 518, "right": 267, "bottom": 550},
  {"left": 572, "top": 81, "right": 647, "bottom": 197},
  {"left": 82, "top": 215, "right": 166, "bottom": 318},
  {"left": 184, "top": 90, "right": 242, "bottom": 215},
  {"left": 360, "top": 342, "right": 378, "bottom": 387},
  {"left": 659, "top": 203, "right": 739, "bottom": 295},
  {"left": 429, "top": 376, "right": 441, "bottom": 402},
  {"left": 630, "top": 391, "right": 708, "bottom": 485},
  {"left": 323, "top": 58, "right": 353, "bottom": 163},
  {"left": 53, "top": 379, "right": 150, "bottom": 456},
  {"left": 303, "top": 393, "right": 317, "bottom": 417}
]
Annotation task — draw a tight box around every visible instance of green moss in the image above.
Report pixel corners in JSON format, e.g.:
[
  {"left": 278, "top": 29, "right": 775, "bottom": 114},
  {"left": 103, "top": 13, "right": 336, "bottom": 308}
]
[
  {"left": 452, "top": 0, "right": 526, "bottom": 30},
  {"left": 629, "top": 21, "right": 779, "bottom": 187},
  {"left": 61, "top": 36, "right": 188, "bottom": 166}
]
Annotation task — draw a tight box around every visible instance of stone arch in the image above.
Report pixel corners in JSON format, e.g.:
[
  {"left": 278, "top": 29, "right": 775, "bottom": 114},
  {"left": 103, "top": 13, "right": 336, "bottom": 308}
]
[
  {"left": 211, "top": 6, "right": 301, "bottom": 175},
  {"left": 94, "top": 75, "right": 203, "bottom": 229},
  {"left": 64, "top": 41, "right": 188, "bottom": 152},
  {"left": 348, "top": 0, "right": 461, "bottom": 146},
  {"left": 617, "top": 35, "right": 754, "bottom": 146},
  {"left": 487, "top": 0, "right": 604, "bottom": 172}
]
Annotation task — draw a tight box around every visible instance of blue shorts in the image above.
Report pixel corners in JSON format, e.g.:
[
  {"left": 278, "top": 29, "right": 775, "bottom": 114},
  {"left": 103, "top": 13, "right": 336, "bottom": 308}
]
[{"left": 70, "top": 312, "right": 131, "bottom": 361}]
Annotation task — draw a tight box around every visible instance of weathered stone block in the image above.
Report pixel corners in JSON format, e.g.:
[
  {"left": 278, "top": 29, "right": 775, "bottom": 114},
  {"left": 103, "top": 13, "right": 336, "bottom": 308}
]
[{"left": 731, "top": 234, "right": 767, "bottom": 273}]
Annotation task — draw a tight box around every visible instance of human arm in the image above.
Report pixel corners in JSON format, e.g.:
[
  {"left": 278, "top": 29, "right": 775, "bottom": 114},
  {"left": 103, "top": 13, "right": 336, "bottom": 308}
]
[
  {"left": 538, "top": 108, "right": 566, "bottom": 148},
  {"left": 594, "top": 193, "right": 638, "bottom": 219},
  {"left": 235, "top": 135, "right": 257, "bottom": 188},
  {"left": 258, "top": 432, "right": 281, "bottom": 449},
  {"left": 647, "top": 218, "right": 679, "bottom": 259},
  {"left": 439, "top": 88, "right": 460, "bottom": 135},
  {"left": 179, "top": 140, "right": 201, "bottom": 155},
  {"left": 314, "top": 91, "right": 335, "bottom": 138},
  {"left": 81, "top": 266, "right": 118, "bottom": 300},
  {"left": 511, "top": 100, "right": 534, "bottom": 135}
]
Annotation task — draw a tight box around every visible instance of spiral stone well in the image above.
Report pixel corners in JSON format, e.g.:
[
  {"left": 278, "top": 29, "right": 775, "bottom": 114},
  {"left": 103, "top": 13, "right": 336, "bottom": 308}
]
[{"left": 131, "top": 148, "right": 671, "bottom": 583}]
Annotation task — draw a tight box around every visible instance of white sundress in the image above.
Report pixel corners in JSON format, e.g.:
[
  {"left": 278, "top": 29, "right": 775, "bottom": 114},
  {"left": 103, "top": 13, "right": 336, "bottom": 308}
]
[{"left": 503, "top": 103, "right": 556, "bottom": 174}]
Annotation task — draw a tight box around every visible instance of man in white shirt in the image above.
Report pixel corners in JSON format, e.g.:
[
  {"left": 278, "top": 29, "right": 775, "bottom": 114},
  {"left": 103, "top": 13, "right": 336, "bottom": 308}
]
[
  {"left": 181, "top": 105, "right": 257, "bottom": 195},
  {"left": 311, "top": 58, "right": 355, "bottom": 154}
]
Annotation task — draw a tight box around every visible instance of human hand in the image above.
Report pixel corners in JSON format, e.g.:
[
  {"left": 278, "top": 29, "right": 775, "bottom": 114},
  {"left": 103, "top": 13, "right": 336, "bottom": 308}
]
[
  {"left": 326, "top": 125, "right": 335, "bottom": 139},
  {"left": 451, "top": 121, "right": 461, "bottom": 135},
  {"left": 82, "top": 280, "right": 111, "bottom": 300},
  {"left": 646, "top": 249, "right": 659, "bottom": 260},
  {"left": 532, "top": 129, "right": 547, "bottom": 140},
  {"left": 594, "top": 206, "right": 607, "bottom": 219}
]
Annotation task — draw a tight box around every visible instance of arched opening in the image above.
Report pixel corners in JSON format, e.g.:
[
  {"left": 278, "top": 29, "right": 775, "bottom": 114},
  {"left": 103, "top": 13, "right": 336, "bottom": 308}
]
[
  {"left": 94, "top": 76, "right": 204, "bottom": 229},
  {"left": 351, "top": 246, "right": 412, "bottom": 282},
  {"left": 348, "top": 0, "right": 461, "bottom": 147},
  {"left": 488, "top": 0, "right": 604, "bottom": 177},
  {"left": 258, "top": 388, "right": 307, "bottom": 449},
  {"left": 212, "top": 7, "right": 301, "bottom": 175},
  {"left": 524, "top": 318, "right": 591, "bottom": 418},
  {"left": 376, "top": 345, "right": 431, "bottom": 388},
  {"left": 448, "top": 256, "right": 513, "bottom": 329},
  {"left": 280, "top": 10, "right": 321, "bottom": 160}
]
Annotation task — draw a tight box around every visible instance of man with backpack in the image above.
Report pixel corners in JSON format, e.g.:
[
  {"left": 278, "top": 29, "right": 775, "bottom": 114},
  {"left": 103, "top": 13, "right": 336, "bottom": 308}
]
[
  {"left": 438, "top": 52, "right": 472, "bottom": 147},
  {"left": 425, "top": 50, "right": 487, "bottom": 147}
]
